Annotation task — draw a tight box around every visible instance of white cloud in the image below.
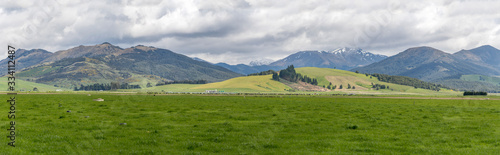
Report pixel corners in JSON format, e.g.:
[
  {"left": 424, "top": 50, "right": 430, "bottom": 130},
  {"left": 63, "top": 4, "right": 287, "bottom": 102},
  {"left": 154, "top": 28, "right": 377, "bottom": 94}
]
[{"left": 1, "top": 0, "right": 500, "bottom": 64}]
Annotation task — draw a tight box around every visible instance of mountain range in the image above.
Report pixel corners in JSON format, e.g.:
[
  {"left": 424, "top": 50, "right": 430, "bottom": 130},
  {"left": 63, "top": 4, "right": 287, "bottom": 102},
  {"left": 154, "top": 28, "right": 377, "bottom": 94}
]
[
  {"left": 4, "top": 42, "right": 500, "bottom": 92},
  {"left": 352, "top": 45, "right": 500, "bottom": 92},
  {"left": 7, "top": 43, "right": 241, "bottom": 88},
  {"left": 216, "top": 48, "right": 387, "bottom": 75}
]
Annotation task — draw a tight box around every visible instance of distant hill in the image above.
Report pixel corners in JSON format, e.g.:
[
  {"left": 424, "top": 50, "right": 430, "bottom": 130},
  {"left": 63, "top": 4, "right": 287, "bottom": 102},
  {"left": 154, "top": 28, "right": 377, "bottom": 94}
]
[
  {"left": 191, "top": 57, "right": 212, "bottom": 64},
  {"left": 352, "top": 45, "right": 500, "bottom": 92},
  {"left": 214, "top": 63, "right": 283, "bottom": 75},
  {"left": 352, "top": 46, "right": 500, "bottom": 81},
  {"left": 0, "top": 49, "right": 53, "bottom": 75},
  {"left": 216, "top": 47, "right": 387, "bottom": 75},
  {"left": 444, "top": 75, "right": 500, "bottom": 92},
  {"left": 10, "top": 43, "right": 242, "bottom": 89},
  {"left": 41, "top": 42, "right": 126, "bottom": 63},
  {"left": 0, "top": 77, "right": 69, "bottom": 92},
  {"left": 454, "top": 45, "right": 500, "bottom": 68},
  {"left": 249, "top": 59, "right": 273, "bottom": 66},
  {"left": 270, "top": 48, "right": 387, "bottom": 70}
]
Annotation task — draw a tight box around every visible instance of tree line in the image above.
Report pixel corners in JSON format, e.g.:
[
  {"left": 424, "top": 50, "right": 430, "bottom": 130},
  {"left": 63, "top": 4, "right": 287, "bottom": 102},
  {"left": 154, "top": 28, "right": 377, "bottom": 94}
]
[
  {"left": 463, "top": 91, "right": 487, "bottom": 96},
  {"left": 368, "top": 73, "right": 445, "bottom": 91},
  {"left": 272, "top": 65, "right": 319, "bottom": 85},
  {"left": 372, "top": 83, "right": 388, "bottom": 90},
  {"left": 156, "top": 80, "right": 208, "bottom": 86},
  {"left": 248, "top": 70, "right": 276, "bottom": 76},
  {"left": 74, "top": 82, "right": 141, "bottom": 91}
]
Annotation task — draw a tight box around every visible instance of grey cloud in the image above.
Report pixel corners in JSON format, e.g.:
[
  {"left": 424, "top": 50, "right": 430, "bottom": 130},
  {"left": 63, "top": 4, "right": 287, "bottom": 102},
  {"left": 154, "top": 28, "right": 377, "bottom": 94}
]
[{"left": 1, "top": 0, "right": 500, "bottom": 64}]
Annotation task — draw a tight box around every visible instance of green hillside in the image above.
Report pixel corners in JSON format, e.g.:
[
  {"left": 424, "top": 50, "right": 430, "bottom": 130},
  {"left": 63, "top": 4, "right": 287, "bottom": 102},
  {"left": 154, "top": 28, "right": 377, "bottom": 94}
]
[
  {"left": 7, "top": 67, "right": 462, "bottom": 95},
  {"left": 137, "top": 84, "right": 201, "bottom": 92},
  {"left": 17, "top": 57, "right": 168, "bottom": 89},
  {"left": 139, "top": 67, "right": 459, "bottom": 95},
  {"left": 126, "top": 74, "right": 291, "bottom": 93},
  {"left": 191, "top": 74, "right": 292, "bottom": 92},
  {"left": 0, "top": 77, "right": 70, "bottom": 92},
  {"left": 296, "top": 67, "right": 458, "bottom": 95},
  {"left": 14, "top": 43, "right": 241, "bottom": 89},
  {"left": 461, "top": 75, "right": 500, "bottom": 86}
]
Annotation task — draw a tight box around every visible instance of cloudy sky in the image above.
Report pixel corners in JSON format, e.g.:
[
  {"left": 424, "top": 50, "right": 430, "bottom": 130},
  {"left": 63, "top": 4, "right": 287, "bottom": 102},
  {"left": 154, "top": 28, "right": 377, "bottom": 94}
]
[{"left": 2, "top": 0, "right": 500, "bottom": 64}]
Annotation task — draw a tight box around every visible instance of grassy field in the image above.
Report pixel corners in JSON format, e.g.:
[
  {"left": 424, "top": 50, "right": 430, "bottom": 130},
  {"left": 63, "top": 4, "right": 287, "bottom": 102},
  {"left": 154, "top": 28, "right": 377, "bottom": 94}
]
[
  {"left": 191, "top": 75, "right": 291, "bottom": 92},
  {"left": 0, "top": 77, "right": 70, "bottom": 92},
  {"left": 5, "top": 67, "right": 464, "bottom": 95},
  {"left": 130, "top": 68, "right": 461, "bottom": 96},
  {"left": 137, "top": 75, "right": 292, "bottom": 93},
  {"left": 1, "top": 94, "right": 499, "bottom": 154},
  {"left": 461, "top": 74, "right": 500, "bottom": 86}
]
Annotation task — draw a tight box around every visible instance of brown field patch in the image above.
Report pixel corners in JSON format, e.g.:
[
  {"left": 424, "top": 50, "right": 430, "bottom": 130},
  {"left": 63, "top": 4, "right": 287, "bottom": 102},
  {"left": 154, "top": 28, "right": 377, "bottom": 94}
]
[{"left": 325, "top": 76, "right": 371, "bottom": 90}]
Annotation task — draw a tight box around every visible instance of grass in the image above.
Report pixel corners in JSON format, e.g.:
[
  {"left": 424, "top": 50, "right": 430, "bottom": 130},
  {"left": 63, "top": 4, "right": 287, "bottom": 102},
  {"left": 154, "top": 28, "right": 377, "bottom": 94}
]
[
  {"left": 130, "top": 67, "right": 460, "bottom": 95},
  {"left": 122, "top": 74, "right": 292, "bottom": 93},
  {"left": 0, "top": 77, "right": 70, "bottom": 92},
  {"left": 1, "top": 94, "right": 499, "bottom": 154},
  {"left": 130, "top": 84, "right": 201, "bottom": 92},
  {"left": 461, "top": 74, "right": 500, "bottom": 86},
  {"left": 10, "top": 67, "right": 463, "bottom": 95},
  {"left": 190, "top": 74, "right": 292, "bottom": 92},
  {"left": 16, "top": 66, "right": 62, "bottom": 78},
  {"left": 296, "top": 67, "right": 459, "bottom": 95}
]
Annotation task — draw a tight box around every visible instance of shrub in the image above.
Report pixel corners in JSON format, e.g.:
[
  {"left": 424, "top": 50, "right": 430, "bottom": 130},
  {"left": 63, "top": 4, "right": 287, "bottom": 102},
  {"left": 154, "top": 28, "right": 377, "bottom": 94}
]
[{"left": 347, "top": 125, "right": 358, "bottom": 130}]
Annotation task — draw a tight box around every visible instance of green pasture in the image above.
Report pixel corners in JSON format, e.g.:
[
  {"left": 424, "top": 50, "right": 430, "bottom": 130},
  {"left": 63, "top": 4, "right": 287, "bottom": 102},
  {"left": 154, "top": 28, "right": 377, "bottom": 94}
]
[
  {"left": 461, "top": 75, "right": 500, "bottom": 86},
  {"left": 0, "top": 77, "right": 69, "bottom": 92},
  {"left": 1, "top": 94, "right": 499, "bottom": 154}
]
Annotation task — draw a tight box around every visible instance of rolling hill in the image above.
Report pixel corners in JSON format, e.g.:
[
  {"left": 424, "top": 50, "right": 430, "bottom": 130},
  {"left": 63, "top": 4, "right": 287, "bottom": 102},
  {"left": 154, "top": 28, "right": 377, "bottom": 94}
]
[
  {"left": 191, "top": 74, "right": 291, "bottom": 92},
  {"left": 295, "top": 67, "right": 457, "bottom": 95},
  {"left": 0, "top": 77, "right": 69, "bottom": 92},
  {"left": 140, "top": 67, "right": 458, "bottom": 95},
  {"left": 214, "top": 63, "right": 283, "bottom": 75},
  {"left": 140, "top": 74, "right": 292, "bottom": 93},
  {"left": 436, "top": 74, "right": 500, "bottom": 92}
]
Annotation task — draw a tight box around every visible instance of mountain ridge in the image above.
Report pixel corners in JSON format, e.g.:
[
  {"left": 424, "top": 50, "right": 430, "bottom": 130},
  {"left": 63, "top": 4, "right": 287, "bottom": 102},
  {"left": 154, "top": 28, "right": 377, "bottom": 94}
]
[
  {"left": 216, "top": 47, "right": 387, "bottom": 75},
  {"left": 352, "top": 45, "right": 500, "bottom": 91},
  {"left": 11, "top": 43, "right": 242, "bottom": 88}
]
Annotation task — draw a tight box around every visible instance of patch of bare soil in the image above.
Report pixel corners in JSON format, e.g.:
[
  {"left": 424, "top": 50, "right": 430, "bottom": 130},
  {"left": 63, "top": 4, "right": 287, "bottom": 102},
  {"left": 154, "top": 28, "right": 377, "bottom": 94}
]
[
  {"left": 281, "top": 80, "right": 330, "bottom": 92},
  {"left": 325, "top": 76, "right": 370, "bottom": 90}
]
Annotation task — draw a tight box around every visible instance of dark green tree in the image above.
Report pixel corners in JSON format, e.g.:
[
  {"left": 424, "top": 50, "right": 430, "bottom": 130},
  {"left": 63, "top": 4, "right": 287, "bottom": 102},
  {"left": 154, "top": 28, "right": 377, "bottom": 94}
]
[{"left": 272, "top": 73, "right": 280, "bottom": 81}]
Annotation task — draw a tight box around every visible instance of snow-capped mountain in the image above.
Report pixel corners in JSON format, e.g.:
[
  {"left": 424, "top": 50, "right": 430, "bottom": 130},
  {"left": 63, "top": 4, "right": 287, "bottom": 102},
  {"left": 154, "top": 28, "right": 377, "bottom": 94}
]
[
  {"left": 191, "top": 57, "right": 212, "bottom": 64},
  {"left": 249, "top": 59, "right": 274, "bottom": 66},
  {"left": 326, "top": 47, "right": 385, "bottom": 61},
  {"left": 215, "top": 47, "right": 387, "bottom": 75},
  {"left": 269, "top": 47, "right": 387, "bottom": 70}
]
